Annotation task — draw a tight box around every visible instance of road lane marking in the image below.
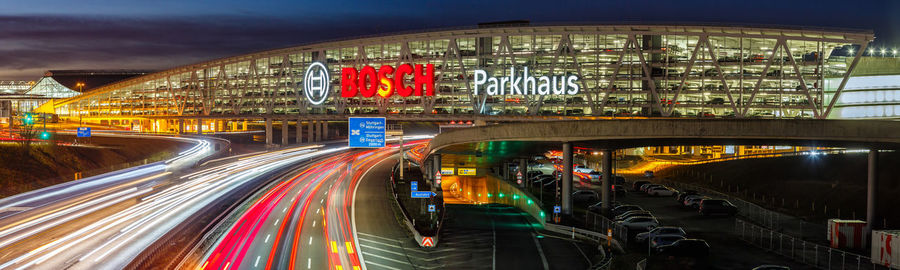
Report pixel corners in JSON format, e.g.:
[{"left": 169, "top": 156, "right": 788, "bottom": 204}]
[
  {"left": 274, "top": 219, "right": 279, "bottom": 226},
  {"left": 265, "top": 234, "right": 270, "bottom": 243},
  {"left": 309, "top": 237, "right": 313, "bottom": 245},
  {"left": 361, "top": 260, "right": 401, "bottom": 270},
  {"left": 312, "top": 220, "right": 316, "bottom": 227},
  {"left": 255, "top": 256, "right": 261, "bottom": 267},
  {"left": 359, "top": 252, "right": 409, "bottom": 265},
  {"left": 357, "top": 233, "right": 400, "bottom": 243},
  {"left": 532, "top": 233, "right": 549, "bottom": 270},
  {"left": 308, "top": 258, "right": 311, "bottom": 269}
]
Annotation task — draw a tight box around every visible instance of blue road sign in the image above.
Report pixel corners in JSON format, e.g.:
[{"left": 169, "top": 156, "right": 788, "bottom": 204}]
[
  {"left": 411, "top": 191, "right": 436, "bottom": 198},
  {"left": 428, "top": 204, "right": 436, "bottom": 212},
  {"left": 553, "top": 205, "right": 561, "bottom": 214},
  {"left": 411, "top": 181, "right": 418, "bottom": 191},
  {"left": 348, "top": 117, "right": 385, "bottom": 148},
  {"left": 76, "top": 127, "right": 91, "bottom": 138}
]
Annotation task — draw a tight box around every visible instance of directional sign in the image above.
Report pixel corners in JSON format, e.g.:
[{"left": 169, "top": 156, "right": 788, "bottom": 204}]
[
  {"left": 458, "top": 168, "right": 476, "bottom": 176},
  {"left": 421, "top": 237, "right": 434, "bottom": 247},
  {"left": 76, "top": 127, "right": 91, "bottom": 138},
  {"left": 427, "top": 204, "right": 436, "bottom": 212},
  {"left": 411, "top": 181, "right": 418, "bottom": 191},
  {"left": 440, "top": 168, "right": 454, "bottom": 175},
  {"left": 348, "top": 117, "right": 385, "bottom": 148},
  {"left": 553, "top": 205, "right": 561, "bottom": 214},
  {"left": 411, "top": 191, "right": 436, "bottom": 198}
]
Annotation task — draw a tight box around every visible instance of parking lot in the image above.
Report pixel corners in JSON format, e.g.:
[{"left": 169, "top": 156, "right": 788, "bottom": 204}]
[{"left": 580, "top": 181, "right": 813, "bottom": 269}]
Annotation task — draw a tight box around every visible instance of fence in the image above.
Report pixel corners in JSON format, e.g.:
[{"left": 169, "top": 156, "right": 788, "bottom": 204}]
[
  {"left": 544, "top": 223, "right": 614, "bottom": 270},
  {"left": 585, "top": 211, "right": 629, "bottom": 247},
  {"left": 735, "top": 219, "right": 889, "bottom": 270},
  {"left": 658, "top": 179, "right": 827, "bottom": 240}
]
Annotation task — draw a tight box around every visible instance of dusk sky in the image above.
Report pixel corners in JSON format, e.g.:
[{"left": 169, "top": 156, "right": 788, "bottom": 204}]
[{"left": 0, "top": 0, "right": 897, "bottom": 80}]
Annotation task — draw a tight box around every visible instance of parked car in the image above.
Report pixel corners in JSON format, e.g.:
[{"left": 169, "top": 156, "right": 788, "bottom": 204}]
[
  {"left": 650, "top": 235, "right": 687, "bottom": 251},
  {"left": 683, "top": 195, "right": 709, "bottom": 209},
  {"left": 635, "top": 226, "right": 687, "bottom": 244},
  {"left": 615, "top": 210, "right": 653, "bottom": 221},
  {"left": 611, "top": 205, "right": 643, "bottom": 217},
  {"left": 572, "top": 190, "right": 600, "bottom": 203},
  {"left": 675, "top": 190, "right": 699, "bottom": 203},
  {"left": 587, "top": 201, "right": 622, "bottom": 214},
  {"left": 647, "top": 186, "right": 676, "bottom": 196},
  {"left": 611, "top": 184, "right": 626, "bottom": 194},
  {"left": 632, "top": 181, "right": 651, "bottom": 191},
  {"left": 640, "top": 184, "right": 663, "bottom": 192},
  {"left": 699, "top": 199, "right": 738, "bottom": 216},
  {"left": 617, "top": 216, "right": 660, "bottom": 231},
  {"left": 656, "top": 239, "right": 710, "bottom": 257}
]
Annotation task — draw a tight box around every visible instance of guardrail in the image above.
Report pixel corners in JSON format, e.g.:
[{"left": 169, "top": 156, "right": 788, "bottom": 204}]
[
  {"left": 585, "top": 211, "right": 629, "bottom": 247},
  {"left": 544, "top": 223, "right": 615, "bottom": 270},
  {"left": 735, "top": 219, "right": 889, "bottom": 270}
]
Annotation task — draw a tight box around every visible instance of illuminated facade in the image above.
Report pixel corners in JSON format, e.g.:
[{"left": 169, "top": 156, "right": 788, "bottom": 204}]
[{"left": 49, "top": 24, "right": 873, "bottom": 122}]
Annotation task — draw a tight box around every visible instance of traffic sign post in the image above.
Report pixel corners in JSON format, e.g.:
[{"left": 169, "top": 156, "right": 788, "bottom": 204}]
[
  {"left": 435, "top": 171, "right": 442, "bottom": 185},
  {"left": 411, "top": 181, "right": 418, "bottom": 191},
  {"left": 427, "top": 204, "right": 435, "bottom": 212},
  {"left": 516, "top": 170, "right": 523, "bottom": 185},
  {"left": 348, "top": 117, "right": 385, "bottom": 148},
  {"left": 421, "top": 237, "right": 434, "bottom": 247}
]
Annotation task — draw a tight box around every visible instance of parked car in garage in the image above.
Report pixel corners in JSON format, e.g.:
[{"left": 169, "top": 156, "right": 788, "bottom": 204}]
[
  {"left": 675, "top": 190, "right": 699, "bottom": 203},
  {"left": 587, "top": 201, "right": 622, "bottom": 214},
  {"left": 698, "top": 199, "right": 738, "bottom": 216},
  {"left": 640, "top": 184, "right": 663, "bottom": 193}
]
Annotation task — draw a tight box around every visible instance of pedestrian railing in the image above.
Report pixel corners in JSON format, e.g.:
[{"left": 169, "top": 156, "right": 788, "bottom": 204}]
[
  {"left": 735, "top": 219, "right": 889, "bottom": 270},
  {"left": 585, "top": 211, "right": 629, "bottom": 247}
]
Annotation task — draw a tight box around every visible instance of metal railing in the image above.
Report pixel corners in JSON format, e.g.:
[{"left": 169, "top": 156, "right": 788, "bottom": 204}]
[
  {"left": 735, "top": 219, "right": 889, "bottom": 270},
  {"left": 543, "top": 223, "right": 614, "bottom": 270},
  {"left": 585, "top": 211, "right": 629, "bottom": 247}
]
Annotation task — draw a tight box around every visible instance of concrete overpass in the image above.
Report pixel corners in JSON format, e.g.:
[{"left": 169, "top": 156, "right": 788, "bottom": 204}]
[{"left": 423, "top": 119, "right": 900, "bottom": 234}]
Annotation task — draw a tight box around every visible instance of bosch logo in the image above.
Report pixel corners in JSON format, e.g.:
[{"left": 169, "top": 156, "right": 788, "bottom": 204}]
[{"left": 304, "top": 62, "right": 330, "bottom": 105}]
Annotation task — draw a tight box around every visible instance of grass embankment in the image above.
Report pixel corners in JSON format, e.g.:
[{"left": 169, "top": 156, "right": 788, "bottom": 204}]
[{"left": 0, "top": 136, "right": 187, "bottom": 198}]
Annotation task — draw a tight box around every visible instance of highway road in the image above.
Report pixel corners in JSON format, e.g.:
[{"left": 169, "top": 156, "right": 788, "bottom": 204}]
[
  {"left": 197, "top": 141, "right": 421, "bottom": 270},
  {"left": 0, "top": 133, "right": 360, "bottom": 270}
]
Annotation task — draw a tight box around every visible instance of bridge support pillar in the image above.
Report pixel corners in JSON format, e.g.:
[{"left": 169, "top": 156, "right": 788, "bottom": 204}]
[
  {"left": 242, "top": 120, "right": 248, "bottom": 131},
  {"left": 231, "top": 121, "right": 238, "bottom": 132},
  {"left": 318, "top": 121, "right": 325, "bottom": 141},
  {"left": 867, "top": 149, "right": 879, "bottom": 235},
  {"left": 322, "top": 121, "right": 329, "bottom": 141},
  {"left": 562, "top": 142, "right": 573, "bottom": 215},
  {"left": 296, "top": 118, "right": 303, "bottom": 144},
  {"left": 265, "top": 118, "right": 273, "bottom": 146},
  {"left": 519, "top": 159, "right": 527, "bottom": 188},
  {"left": 601, "top": 149, "right": 612, "bottom": 216},
  {"left": 312, "top": 120, "right": 319, "bottom": 142},
  {"left": 178, "top": 119, "right": 184, "bottom": 134},
  {"left": 281, "top": 120, "right": 289, "bottom": 146},
  {"left": 308, "top": 120, "right": 315, "bottom": 143},
  {"left": 196, "top": 118, "right": 203, "bottom": 135}
]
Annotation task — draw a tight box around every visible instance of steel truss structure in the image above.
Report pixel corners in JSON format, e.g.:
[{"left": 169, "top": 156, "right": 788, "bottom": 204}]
[{"left": 51, "top": 24, "right": 873, "bottom": 120}]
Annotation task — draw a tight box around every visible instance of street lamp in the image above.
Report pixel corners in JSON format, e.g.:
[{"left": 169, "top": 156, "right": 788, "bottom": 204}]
[{"left": 75, "top": 82, "right": 85, "bottom": 92}]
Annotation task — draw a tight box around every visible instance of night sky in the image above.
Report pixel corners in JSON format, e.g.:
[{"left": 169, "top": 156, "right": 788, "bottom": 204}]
[{"left": 0, "top": 0, "right": 897, "bottom": 80}]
